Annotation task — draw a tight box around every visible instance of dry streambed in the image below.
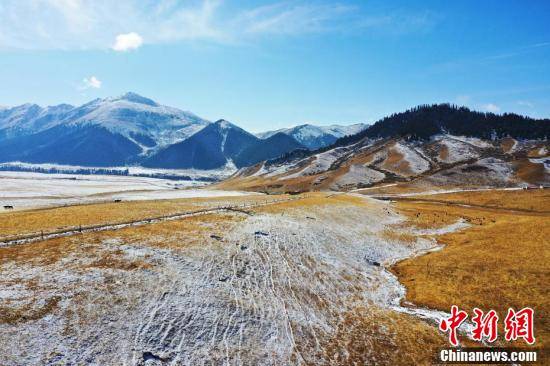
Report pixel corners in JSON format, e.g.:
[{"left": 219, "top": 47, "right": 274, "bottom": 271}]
[{"left": 0, "top": 195, "right": 455, "bottom": 365}]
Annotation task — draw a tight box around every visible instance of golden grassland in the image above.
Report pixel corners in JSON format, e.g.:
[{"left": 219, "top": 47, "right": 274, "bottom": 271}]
[
  {"left": 255, "top": 192, "right": 365, "bottom": 214},
  {"left": 391, "top": 189, "right": 550, "bottom": 350},
  {"left": 317, "top": 306, "right": 448, "bottom": 366},
  {"left": 0, "top": 211, "right": 240, "bottom": 325},
  {"left": 413, "top": 188, "right": 550, "bottom": 211},
  {"left": 1, "top": 187, "right": 548, "bottom": 362},
  {"left": 0, "top": 212, "right": 240, "bottom": 267},
  {"left": 0, "top": 194, "right": 283, "bottom": 238}
]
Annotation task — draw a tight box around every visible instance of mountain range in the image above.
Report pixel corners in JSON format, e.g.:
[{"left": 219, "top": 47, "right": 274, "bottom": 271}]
[
  {"left": 0, "top": 93, "right": 362, "bottom": 169},
  {"left": 256, "top": 123, "right": 367, "bottom": 150},
  {"left": 220, "top": 104, "right": 550, "bottom": 192}
]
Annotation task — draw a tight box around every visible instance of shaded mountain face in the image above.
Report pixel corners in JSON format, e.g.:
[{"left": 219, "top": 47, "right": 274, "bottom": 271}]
[
  {"left": 257, "top": 123, "right": 367, "bottom": 150},
  {"left": 0, "top": 125, "right": 141, "bottom": 166},
  {"left": 0, "top": 95, "right": 308, "bottom": 169},
  {"left": 142, "top": 120, "right": 258, "bottom": 169},
  {"left": 144, "top": 120, "right": 305, "bottom": 169},
  {"left": 233, "top": 132, "right": 306, "bottom": 168}
]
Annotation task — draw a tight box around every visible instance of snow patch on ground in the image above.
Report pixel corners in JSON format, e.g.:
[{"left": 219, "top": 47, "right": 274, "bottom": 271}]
[
  {"left": 332, "top": 164, "right": 385, "bottom": 189},
  {"left": 433, "top": 135, "right": 480, "bottom": 164},
  {"left": 0, "top": 171, "right": 250, "bottom": 210},
  {"left": 447, "top": 135, "right": 493, "bottom": 149},
  {"left": 0, "top": 195, "right": 458, "bottom": 364}
]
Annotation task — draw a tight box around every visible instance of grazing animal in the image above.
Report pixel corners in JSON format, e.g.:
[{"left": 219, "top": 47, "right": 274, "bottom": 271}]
[{"left": 3, "top": 205, "right": 13, "bottom": 210}]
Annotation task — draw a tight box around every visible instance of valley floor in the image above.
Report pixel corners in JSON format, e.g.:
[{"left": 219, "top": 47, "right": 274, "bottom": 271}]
[
  {"left": 0, "top": 188, "right": 547, "bottom": 365},
  {"left": 0, "top": 171, "right": 250, "bottom": 210}
]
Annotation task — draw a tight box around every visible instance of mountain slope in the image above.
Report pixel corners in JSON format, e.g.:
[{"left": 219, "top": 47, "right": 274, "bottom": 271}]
[
  {"left": 257, "top": 123, "right": 366, "bottom": 149},
  {"left": 233, "top": 132, "right": 306, "bottom": 167},
  {"left": 143, "top": 120, "right": 259, "bottom": 169},
  {"left": 0, "top": 125, "right": 141, "bottom": 166},
  {"left": 144, "top": 120, "right": 306, "bottom": 169},
  {"left": 0, "top": 92, "right": 210, "bottom": 152},
  {"left": 220, "top": 105, "right": 550, "bottom": 193},
  {"left": 334, "top": 104, "right": 550, "bottom": 148}
]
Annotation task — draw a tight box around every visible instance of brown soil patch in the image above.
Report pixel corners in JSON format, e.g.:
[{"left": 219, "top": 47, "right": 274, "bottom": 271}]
[
  {"left": 438, "top": 143, "right": 449, "bottom": 161},
  {"left": 381, "top": 147, "right": 411, "bottom": 176},
  {"left": 513, "top": 159, "right": 547, "bottom": 185},
  {"left": 527, "top": 145, "right": 548, "bottom": 158},
  {"left": 500, "top": 138, "right": 516, "bottom": 153}
]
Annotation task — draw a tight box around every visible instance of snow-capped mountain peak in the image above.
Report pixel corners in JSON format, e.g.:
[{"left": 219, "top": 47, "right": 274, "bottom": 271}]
[
  {"left": 257, "top": 123, "right": 368, "bottom": 150},
  {"left": 112, "top": 92, "right": 159, "bottom": 107}
]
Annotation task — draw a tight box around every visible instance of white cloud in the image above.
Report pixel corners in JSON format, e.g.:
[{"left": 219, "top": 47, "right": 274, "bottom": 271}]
[
  {"left": 112, "top": 32, "right": 143, "bottom": 51},
  {"left": 0, "top": 0, "right": 440, "bottom": 50},
  {"left": 82, "top": 76, "right": 102, "bottom": 89},
  {"left": 481, "top": 103, "right": 500, "bottom": 113}
]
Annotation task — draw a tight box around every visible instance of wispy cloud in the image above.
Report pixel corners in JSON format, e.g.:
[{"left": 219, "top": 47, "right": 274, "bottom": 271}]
[
  {"left": 481, "top": 103, "right": 500, "bottom": 113},
  {"left": 237, "top": 3, "right": 355, "bottom": 36},
  {"left": 81, "top": 76, "right": 102, "bottom": 89},
  {"left": 0, "top": 0, "right": 440, "bottom": 50},
  {"left": 517, "top": 100, "right": 534, "bottom": 108},
  {"left": 484, "top": 42, "right": 550, "bottom": 61}
]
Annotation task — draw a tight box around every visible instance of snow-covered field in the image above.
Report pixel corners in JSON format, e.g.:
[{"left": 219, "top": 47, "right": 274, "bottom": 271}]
[
  {"left": 0, "top": 194, "right": 461, "bottom": 365},
  {"left": 0, "top": 171, "right": 250, "bottom": 210}
]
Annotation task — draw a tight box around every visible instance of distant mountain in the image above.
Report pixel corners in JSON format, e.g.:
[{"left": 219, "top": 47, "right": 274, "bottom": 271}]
[
  {"left": 334, "top": 104, "right": 550, "bottom": 148},
  {"left": 0, "top": 93, "right": 215, "bottom": 167},
  {"left": 143, "top": 120, "right": 258, "bottom": 169},
  {"left": 257, "top": 123, "right": 367, "bottom": 150},
  {"left": 233, "top": 132, "right": 306, "bottom": 167},
  {"left": 0, "top": 124, "right": 141, "bottom": 166},
  {"left": 0, "top": 92, "right": 209, "bottom": 151},
  {"left": 144, "top": 120, "right": 305, "bottom": 169},
  {"left": 224, "top": 104, "right": 550, "bottom": 193},
  {"left": 0, "top": 94, "right": 316, "bottom": 169}
]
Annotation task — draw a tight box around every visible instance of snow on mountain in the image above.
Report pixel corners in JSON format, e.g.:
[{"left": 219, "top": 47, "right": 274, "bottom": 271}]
[
  {"left": 0, "top": 103, "right": 74, "bottom": 138},
  {"left": 257, "top": 123, "right": 367, "bottom": 150},
  {"left": 59, "top": 92, "right": 210, "bottom": 150},
  {"left": 0, "top": 92, "right": 210, "bottom": 150}
]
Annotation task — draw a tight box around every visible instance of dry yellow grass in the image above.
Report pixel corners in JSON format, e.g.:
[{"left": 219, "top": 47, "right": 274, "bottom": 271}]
[
  {"left": 255, "top": 192, "right": 367, "bottom": 214},
  {"left": 0, "top": 211, "right": 240, "bottom": 325},
  {"left": 0, "top": 194, "right": 274, "bottom": 238},
  {"left": 317, "top": 306, "right": 448, "bottom": 366},
  {"left": 413, "top": 188, "right": 550, "bottom": 212},
  {"left": 391, "top": 189, "right": 550, "bottom": 349}
]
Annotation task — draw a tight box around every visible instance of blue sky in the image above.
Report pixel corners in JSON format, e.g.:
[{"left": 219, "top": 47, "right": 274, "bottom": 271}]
[{"left": 1, "top": 0, "right": 549, "bottom": 132}]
